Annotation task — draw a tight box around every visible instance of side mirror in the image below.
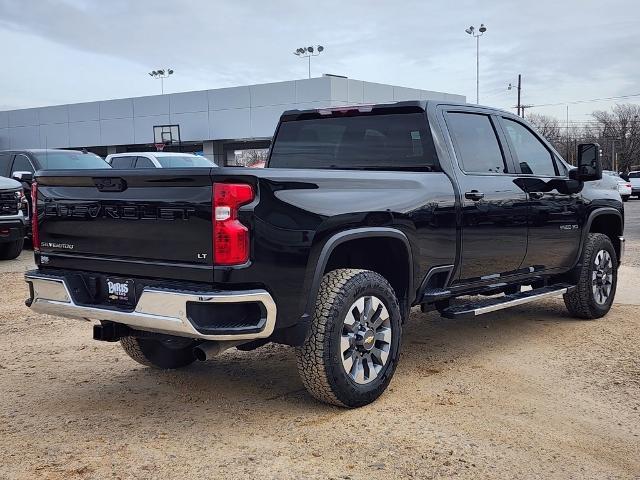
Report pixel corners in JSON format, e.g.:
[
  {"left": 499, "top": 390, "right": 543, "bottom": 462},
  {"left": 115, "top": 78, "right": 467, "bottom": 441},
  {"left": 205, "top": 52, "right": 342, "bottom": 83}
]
[
  {"left": 12, "top": 171, "right": 33, "bottom": 183},
  {"left": 570, "top": 143, "right": 602, "bottom": 182}
]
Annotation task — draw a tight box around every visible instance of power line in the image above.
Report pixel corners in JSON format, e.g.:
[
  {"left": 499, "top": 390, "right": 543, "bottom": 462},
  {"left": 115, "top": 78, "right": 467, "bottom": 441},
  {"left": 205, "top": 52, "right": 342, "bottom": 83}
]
[{"left": 530, "top": 93, "right": 640, "bottom": 108}]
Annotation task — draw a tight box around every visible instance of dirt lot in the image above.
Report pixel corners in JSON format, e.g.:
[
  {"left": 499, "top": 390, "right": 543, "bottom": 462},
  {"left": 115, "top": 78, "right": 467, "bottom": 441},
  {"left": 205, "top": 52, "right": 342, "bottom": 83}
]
[{"left": 2, "top": 206, "right": 640, "bottom": 479}]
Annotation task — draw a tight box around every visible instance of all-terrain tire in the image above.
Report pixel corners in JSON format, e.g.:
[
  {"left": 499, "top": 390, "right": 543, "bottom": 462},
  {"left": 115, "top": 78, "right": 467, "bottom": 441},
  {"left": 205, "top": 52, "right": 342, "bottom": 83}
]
[
  {"left": 296, "top": 269, "right": 402, "bottom": 408},
  {"left": 120, "top": 336, "right": 197, "bottom": 369},
  {"left": 563, "top": 233, "right": 618, "bottom": 319},
  {"left": 0, "top": 238, "right": 24, "bottom": 260}
]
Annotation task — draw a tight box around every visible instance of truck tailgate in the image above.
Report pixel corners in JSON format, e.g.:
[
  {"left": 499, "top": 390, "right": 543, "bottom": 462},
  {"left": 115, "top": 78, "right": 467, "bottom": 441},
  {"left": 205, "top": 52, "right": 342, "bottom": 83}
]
[{"left": 34, "top": 169, "right": 214, "bottom": 283}]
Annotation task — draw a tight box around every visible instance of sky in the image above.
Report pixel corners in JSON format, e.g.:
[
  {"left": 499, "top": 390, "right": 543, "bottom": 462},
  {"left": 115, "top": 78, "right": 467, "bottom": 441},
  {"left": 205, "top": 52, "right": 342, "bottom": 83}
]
[{"left": 0, "top": 0, "right": 638, "bottom": 128}]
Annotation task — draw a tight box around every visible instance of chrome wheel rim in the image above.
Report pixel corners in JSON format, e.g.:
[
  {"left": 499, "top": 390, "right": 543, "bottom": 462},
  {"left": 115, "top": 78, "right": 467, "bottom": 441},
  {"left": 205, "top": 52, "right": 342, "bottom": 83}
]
[
  {"left": 592, "top": 249, "right": 613, "bottom": 305},
  {"left": 341, "top": 295, "right": 392, "bottom": 385}
]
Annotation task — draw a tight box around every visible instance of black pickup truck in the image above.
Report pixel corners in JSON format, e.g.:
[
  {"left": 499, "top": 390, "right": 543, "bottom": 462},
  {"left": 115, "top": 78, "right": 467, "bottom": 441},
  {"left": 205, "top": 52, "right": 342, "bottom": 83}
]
[{"left": 25, "top": 101, "right": 624, "bottom": 407}]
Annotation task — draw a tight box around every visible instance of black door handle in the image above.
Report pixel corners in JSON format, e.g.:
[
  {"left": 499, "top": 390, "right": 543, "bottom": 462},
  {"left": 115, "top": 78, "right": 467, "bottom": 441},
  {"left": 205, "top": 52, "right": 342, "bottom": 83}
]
[
  {"left": 529, "top": 191, "right": 544, "bottom": 199},
  {"left": 465, "top": 190, "right": 485, "bottom": 201}
]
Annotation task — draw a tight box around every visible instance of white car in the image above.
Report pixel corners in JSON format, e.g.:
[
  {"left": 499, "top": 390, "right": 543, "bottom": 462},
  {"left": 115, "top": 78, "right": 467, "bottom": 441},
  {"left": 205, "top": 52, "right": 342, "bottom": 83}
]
[
  {"left": 603, "top": 170, "right": 631, "bottom": 202},
  {"left": 629, "top": 171, "right": 640, "bottom": 199},
  {"left": 105, "top": 152, "right": 216, "bottom": 169}
]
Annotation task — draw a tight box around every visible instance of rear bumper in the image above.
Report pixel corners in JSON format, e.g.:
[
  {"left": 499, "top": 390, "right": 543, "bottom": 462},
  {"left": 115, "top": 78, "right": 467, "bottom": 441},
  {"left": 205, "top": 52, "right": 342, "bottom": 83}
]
[{"left": 24, "top": 271, "right": 277, "bottom": 341}]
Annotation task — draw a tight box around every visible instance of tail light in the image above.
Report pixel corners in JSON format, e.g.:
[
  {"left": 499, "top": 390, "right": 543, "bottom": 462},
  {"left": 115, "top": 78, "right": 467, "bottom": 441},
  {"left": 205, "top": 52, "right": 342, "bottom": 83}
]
[
  {"left": 31, "top": 182, "right": 40, "bottom": 252},
  {"left": 213, "top": 183, "right": 254, "bottom": 265}
]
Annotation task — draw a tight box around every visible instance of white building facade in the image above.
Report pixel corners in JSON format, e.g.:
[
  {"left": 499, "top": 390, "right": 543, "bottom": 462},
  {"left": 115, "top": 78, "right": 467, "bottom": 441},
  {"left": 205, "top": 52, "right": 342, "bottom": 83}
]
[{"left": 0, "top": 76, "right": 465, "bottom": 165}]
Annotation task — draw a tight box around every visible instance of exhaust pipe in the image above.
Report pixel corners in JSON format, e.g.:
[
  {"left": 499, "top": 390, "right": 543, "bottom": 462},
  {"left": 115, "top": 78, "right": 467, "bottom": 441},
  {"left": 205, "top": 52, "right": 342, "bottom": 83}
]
[{"left": 193, "top": 341, "right": 242, "bottom": 361}]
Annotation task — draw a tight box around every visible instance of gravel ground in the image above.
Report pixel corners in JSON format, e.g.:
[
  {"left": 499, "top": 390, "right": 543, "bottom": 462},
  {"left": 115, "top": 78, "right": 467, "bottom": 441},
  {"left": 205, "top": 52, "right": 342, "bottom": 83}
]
[{"left": 1, "top": 204, "right": 639, "bottom": 479}]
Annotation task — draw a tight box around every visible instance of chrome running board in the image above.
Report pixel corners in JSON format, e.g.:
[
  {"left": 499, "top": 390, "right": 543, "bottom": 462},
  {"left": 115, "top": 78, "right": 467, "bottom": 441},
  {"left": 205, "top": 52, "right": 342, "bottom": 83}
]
[{"left": 440, "top": 284, "right": 574, "bottom": 319}]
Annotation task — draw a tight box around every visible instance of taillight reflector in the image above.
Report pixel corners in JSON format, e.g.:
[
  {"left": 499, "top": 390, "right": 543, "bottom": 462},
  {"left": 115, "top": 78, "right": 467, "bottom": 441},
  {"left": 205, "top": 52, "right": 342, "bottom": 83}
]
[
  {"left": 31, "top": 182, "right": 40, "bottom": 252},
  {"left": 213, "top": 183, "right": 254, "bottom": 265}
]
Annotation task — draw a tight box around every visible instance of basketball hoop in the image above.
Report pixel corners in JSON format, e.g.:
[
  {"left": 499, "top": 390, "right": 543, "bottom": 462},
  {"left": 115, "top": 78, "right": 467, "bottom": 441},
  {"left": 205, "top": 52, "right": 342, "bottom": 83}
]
[{"left": 154, "top": 143, "right": 165, "bottom": 152}]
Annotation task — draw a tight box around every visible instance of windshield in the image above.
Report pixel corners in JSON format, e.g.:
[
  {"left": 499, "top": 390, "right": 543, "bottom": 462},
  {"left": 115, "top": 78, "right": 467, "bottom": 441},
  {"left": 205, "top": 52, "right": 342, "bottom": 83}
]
[
  {"left": 34, "top": 151, "right": 110, "bottom": 169},
  {"left": 269, "top": 112, "right": 439, "bottom": 171},
  {"left": 156, "top": 155, "right": 215, "bottom": 168},
  {"left": 629, "top": 172, "right": 640, "bottom": 179}
]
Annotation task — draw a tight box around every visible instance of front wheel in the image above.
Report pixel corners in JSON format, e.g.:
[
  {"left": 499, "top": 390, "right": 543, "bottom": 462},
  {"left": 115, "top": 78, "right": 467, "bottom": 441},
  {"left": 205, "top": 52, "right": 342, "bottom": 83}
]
[
  {"left": 296, "top": 269, "right": 402, "bottom": 408},
  {"left": 564, "top": 233, "right": 618, "bottom": 319}
]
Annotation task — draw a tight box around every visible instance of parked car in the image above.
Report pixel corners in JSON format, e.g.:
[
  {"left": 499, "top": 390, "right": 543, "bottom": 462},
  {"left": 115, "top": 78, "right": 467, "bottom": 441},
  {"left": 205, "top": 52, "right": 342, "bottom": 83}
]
[
  {"left": 0, "top": 176, "right": 26, "bottom": 259},
  {"left": 106, "top": 152, "right": 216, "bottom": 169},
  {"left": 24, "top": 101, "right": 624, "bottom": 408},
  {"left": 629, "top": 171, "right": 640, "bottom": 198},
  {"left": 0, "top": 149, "right": 110, "bottom": 237},
  {"left": 603, "top": 170, "right": 632, "bottom": 201}
]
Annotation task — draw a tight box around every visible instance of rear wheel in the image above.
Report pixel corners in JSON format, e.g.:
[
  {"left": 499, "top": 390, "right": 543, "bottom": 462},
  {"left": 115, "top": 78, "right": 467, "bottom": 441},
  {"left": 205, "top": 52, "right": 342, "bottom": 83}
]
[
  {"left": 0, "top": 238, "right": 24, "bottom": 260},
  {"left": 120, "top": 335, "right": 197, "bottom": 369},
  {"left": 564, "top": 233, "right": 617, "bottom": 319},
  {"left": 296, "top": 269, "right": 402, "bottom": 408},
  {"left": 622, "top": 195, "right": 629, "bottom": 202}
]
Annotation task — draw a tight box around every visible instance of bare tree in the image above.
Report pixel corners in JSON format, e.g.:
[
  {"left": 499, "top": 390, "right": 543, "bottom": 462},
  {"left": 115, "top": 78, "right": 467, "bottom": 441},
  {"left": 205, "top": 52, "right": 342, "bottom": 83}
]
[
  {"left": 527, "top": 113, "right": 566, "bottom": 155},
  {"left": 590, "top": 104, "right": 640, "bottom": 172},
  {"left": 527, "top": 113, "right": 562, "bottom": 141},
  {"left": 524, "top": 104, "right": 640, "bottom": 170}
]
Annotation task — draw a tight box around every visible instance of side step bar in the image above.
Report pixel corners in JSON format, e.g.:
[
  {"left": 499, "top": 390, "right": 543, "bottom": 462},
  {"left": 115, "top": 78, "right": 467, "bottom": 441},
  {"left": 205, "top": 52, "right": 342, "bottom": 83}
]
[{"left": 439, "top": 284, "right": 575, "bottom": 319}]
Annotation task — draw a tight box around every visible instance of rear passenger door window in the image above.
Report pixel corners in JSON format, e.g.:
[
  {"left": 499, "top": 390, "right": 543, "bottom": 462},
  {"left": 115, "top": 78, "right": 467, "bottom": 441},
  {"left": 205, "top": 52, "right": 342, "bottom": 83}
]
[
  {"left": 502, "top": 118, "right": 558, "bottom": 176},
  {"left": 445, "top": 112, "right": 507, "bottom": 174},
  {"left": 109, "top": 156, "right": 135, "bottom": 169},
  {"left": 134, "top": 157, "right": 155, "bottom": 168}
]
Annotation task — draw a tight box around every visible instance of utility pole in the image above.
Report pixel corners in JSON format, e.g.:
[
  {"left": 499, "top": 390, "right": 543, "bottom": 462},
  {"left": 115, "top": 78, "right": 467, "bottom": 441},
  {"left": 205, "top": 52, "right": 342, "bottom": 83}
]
[
  {"left": 508, "top": 74, "right": 522, "bottom": 117},
  {"left": 566, "top": 105, "right": 570, "bottom": 161},
  {"left": 519, "top": 104, "right": 533, "bottom": 118},
  {"left": 517, "top": 74, "right": 522, "bottom": 117}
]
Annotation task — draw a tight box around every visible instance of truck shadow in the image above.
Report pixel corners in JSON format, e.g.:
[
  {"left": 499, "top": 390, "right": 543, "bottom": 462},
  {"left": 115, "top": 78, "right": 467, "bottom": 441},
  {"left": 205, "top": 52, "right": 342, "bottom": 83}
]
[{"left": 33, "top": 296, "right": 593, "bottom": 426}]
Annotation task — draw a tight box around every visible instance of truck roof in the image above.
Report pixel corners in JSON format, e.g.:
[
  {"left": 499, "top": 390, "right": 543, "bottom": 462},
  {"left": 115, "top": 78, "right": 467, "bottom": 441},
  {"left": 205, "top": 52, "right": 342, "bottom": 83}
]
[{"left": 280, "top": 100, "right": 506, "bottom": 121}]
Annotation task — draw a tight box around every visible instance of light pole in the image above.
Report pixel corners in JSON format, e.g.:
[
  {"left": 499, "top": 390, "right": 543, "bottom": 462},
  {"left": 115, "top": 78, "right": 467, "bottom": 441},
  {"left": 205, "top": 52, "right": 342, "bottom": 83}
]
[
  {"left": 148, "top": 68, "right": 174, "bottom": 94},
  {"left": 465, "top": 24, "right": 487, "bottom": 104},
  {"left": 293, "top": 46, "right": 324, "bottom": 79}
]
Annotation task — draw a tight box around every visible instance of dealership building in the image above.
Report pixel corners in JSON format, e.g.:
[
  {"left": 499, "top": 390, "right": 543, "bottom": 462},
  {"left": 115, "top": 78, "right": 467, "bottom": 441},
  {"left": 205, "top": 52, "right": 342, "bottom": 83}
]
[{"left": 0, "top": 75, "right": 465, "bottom": 166}]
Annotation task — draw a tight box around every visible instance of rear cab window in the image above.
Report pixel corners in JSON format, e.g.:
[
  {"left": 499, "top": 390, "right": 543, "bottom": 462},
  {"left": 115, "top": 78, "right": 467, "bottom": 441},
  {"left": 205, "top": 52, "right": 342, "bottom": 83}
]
[
  {"left": 34, "top": 151, "right": 110, "bottom": 169},
  {"left": 268, "top": 111, "right": 440, "bottom": 171}
]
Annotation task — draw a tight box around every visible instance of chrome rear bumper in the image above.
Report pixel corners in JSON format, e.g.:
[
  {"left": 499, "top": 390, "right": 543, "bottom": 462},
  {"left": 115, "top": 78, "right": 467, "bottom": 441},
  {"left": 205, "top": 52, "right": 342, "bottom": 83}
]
[{"left": 25, "top": 273, "right": 277, "bottom": 341}]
